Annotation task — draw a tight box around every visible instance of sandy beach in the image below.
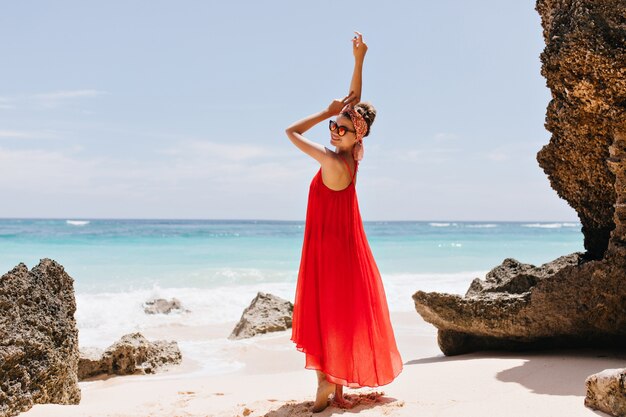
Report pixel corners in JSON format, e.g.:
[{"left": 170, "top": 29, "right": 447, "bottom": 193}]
[
  {"left": 4, "top": 0, "right": 626, "bottom": 415},
  {"left": 19, "top": 311, "right": 623, "bottom": 417}
]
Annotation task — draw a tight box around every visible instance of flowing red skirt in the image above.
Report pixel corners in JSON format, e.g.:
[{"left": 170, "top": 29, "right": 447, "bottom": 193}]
[{"left": 290, "top": 169, "right": 403, "bottom": 388}]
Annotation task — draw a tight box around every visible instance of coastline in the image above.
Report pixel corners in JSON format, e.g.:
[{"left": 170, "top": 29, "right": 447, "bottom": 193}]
[{"left": 20, "top": 311, "right": 624, "bottom": 417}]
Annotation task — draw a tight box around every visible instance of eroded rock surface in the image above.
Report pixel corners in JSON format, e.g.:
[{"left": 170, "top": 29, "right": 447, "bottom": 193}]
[
  {"left": 412, "top": 0, "right": 626, "bottom": 358},
  {"left": 0, "top": 259, "right": 81, "bottom": 417},
  {"left": 229, "top": 292, "right": 293, "bottom": 340},
  {"left": 536, "top": 0, "right": 626, "bottom": 259},
  {"left": 465, "top": 255, "right": 579, "bottom": 296},
  {"left": 143, "top": 297, "right": 188, "bottom": 314},
  {"left": 78, "top": 333, "right": 182, "bottom": 380},
  {"left": 585, "top": 368, "right": 626, "bottom": 417},
  {"left": 413, "top": 253, "right": 626, "bottom": 355}
]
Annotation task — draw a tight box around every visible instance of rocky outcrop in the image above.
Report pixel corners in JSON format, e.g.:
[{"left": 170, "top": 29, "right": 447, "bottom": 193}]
[
  {"left": 413, "top": 253, "right": 626, "bottom": 355},
  {"left": 78, "top": 333, "right": 182, "bottom": 380},
  {"left": 0, "top": 259, "right": 81, "bottom": 417},
  {"left": 143, "top": 297, "right": 188, "bottom": 314},
  {"left": 585, "top": 368, "right": 626, "bottom": 417},
  {"left": 535, "top": 0, "right": 626, "bottom": 260},
  {"left": 229, "top": 292, "right": 293, "bottom": 340},
  {"left": 78, "top": 347, "right": 107, "bottom": 380},
  {"left": 464, "top": 255, "right": 577, "bottom": 296},
  {"left": 608, "top": 130, "right": 626, "bottom": 252},
  {"left": 412, "top": 0, "right": 626, "bottom": 357}
]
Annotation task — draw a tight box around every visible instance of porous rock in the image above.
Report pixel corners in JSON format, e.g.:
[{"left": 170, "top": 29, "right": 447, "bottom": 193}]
[
  {"left": 78, "top": 333, "right": 182, "bottom": 380},
  {"left": 535, "top": 0, "right": 626, "bottom": 259},
  {"left": 143, "top": 297, "right": 188, "bottom": 314},
  {"left": 229, "top": 292, "right": 293, "bottom": 340},
  {"left": 412, "top": 0, "right": 626, "bottom": 358},
  {"left": 0, "top": 259, "right": 81, "bottom": 417},
  {"left": 413, "top": 253, "right": 626, "bottom": 356},
  {"left": 585, "top": 368, "right": 626, "bottom": 417},
  {"left": 465, "top": 255, "right": 577, "bottom": 296}
]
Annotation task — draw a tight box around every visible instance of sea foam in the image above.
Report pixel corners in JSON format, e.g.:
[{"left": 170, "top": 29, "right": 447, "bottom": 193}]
[
  {"left": 75, "top": 270, "right": 480, "bottom": 348},
  {"left": 66, "top": 220, "right": 90, "bottom": 226},
  {"left": 522, "top": 222, "right": 580, "bottom": 229},
  {"left": 72, "top": 270, "right": 482, "bottom": 377},
  {"left": 465, "top": 223, "right": 498, "bottom": 228}
]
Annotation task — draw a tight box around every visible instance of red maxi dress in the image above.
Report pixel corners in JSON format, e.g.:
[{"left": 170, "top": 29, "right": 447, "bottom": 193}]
[{"left": 290, "top": 157, "right": 403, "bottom": 388}]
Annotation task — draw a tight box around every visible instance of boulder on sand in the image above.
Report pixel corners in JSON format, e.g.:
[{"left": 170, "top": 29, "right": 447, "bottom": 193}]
[
  {"left": 0, "top": 259, "right": 81, "bottom": 417},
  {"left": 229, "top": 292, "right": 293, "bottom": 340},
  {"left": 78, "top": 332, "right": 182, "bottom": 380}
]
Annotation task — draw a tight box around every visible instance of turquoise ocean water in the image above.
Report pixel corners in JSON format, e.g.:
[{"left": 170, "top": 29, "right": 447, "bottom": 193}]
[{"left": 0, "top": 219, "right": 584, "bottom": 354}]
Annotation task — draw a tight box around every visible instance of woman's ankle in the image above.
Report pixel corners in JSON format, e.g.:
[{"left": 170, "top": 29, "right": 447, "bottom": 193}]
[{"left": 316, "top": 370, "right": 326, "bottom": 383}]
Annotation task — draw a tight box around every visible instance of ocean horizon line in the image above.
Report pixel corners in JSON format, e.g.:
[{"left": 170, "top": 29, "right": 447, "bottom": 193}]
[{"left": 0, "top": 217, "right": 582, "bottom": 224}]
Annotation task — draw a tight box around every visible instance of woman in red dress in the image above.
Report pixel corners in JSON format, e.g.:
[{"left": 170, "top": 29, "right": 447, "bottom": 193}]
[{"left": 285, "top": 32, "right": 403, "bottom": 412}]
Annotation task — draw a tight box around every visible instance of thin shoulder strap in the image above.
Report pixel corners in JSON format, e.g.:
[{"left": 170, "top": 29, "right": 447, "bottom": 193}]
[{"left": 338, "top": 155, "right": 356, "bottom": 183}]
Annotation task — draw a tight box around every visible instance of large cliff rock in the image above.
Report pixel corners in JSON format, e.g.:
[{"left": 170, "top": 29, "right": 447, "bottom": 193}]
[
  {"left": 0, "top": 259, "right": 81, "bottom": 417},
  {"left": 536, "top": 0, "right": 626, "bottom": 259},
  {"left": 412, "top": 0, "right": 626, "bottom": 357}
]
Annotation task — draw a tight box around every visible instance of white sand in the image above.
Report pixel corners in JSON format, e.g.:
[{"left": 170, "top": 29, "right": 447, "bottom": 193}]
[{"left": 21, "top": 312, "right": 624, "bottom": 417}]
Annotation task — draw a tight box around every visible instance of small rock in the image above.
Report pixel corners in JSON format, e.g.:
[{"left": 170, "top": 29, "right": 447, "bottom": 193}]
[
  {"left": 229, "top": 292, "right": 293, "bottom": 340},
  {"left": 143, "top": 297, "right": 188, "bottom": 314},
  {"left": 78, "top": 347, "right": 106, "bottom": 380},
  {"left": 585, "top": 368, "right": 626, "bottom": 417},
  {"left": 78, "top": 332, "right": 182, "bottom": 380}
]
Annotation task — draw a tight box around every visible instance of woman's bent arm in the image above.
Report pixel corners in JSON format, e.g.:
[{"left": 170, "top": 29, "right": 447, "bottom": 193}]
[
  {"left": 285, "top": 109, "right": 334, "bottom": 164},
  {"left": 285, "top": 93, "right": 357, "bottom": 164}
]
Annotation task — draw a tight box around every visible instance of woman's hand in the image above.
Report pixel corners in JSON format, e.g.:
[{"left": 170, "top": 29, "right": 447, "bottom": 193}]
[
  {"left": 327, "top": 91, "right": 357, "bottom": 116},
  {"left": 352, "top": 31, "right": 367, "bottom": 62}
]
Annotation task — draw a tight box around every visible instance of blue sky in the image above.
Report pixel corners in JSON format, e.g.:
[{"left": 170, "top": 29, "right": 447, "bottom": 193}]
[{"left": 0, "top": 1, "right": 578, "bottom": 221}]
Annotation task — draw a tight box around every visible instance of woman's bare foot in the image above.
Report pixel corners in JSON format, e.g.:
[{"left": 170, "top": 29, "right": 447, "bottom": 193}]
[
  {"left": 312, "top": 371, "right": 336, "bottom": 413},
  {"left": 331, "top": 384, "right": 355, "bottom": 409}
]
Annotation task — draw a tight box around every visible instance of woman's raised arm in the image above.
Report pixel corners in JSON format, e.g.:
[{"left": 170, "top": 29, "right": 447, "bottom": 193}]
[
  {"left": 285, "top": 32, "right": 366, "bottom": 164},
  {"left": 349, "top": 31, "right": 367, "bottom": 103}
]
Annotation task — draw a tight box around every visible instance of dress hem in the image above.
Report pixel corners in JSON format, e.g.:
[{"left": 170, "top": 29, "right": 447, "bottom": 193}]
[{"left": 291, "top": 337, "right": 404, "bottom": 389}]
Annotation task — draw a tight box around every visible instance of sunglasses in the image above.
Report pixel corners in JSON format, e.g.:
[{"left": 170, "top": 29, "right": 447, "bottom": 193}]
[{"left": 329, "top": 120, "right": 356, "bottom": 137}]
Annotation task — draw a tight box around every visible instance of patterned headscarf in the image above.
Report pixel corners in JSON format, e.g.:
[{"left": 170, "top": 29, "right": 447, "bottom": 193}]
[{"left": 341, "top": 104, "right": 368, "bottom": 162}]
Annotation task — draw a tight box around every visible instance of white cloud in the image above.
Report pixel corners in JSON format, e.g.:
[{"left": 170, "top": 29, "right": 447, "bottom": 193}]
[
  {"left": 0, "top": 147, "right": 93, "bottom": 191},
  {"left": 34, "top": 90, "right": 107, "bottom": 109},
  {"left": 0, "top": 130, "right": 60, "bottom": 140},
  {"left": 33, "top": 89, "right": 106, "bottom": 101},
  {"left": 0, "top": 97, "right": 15, "bottom": 110},
  {"left": 0, "top": 139, "right": 303, "bottom": 203},
  {"left": 0, "top": 89, "right": 108, "bottom": 110},
  {"left": 159, "top": 140, "right": 271, "bottom": 162},
  {"left": 433, "top": 132, "right": 459, "bottom": 141},
  {"left": 393, "top": 147, "right": 461, "bottom": 163},
  {"left": 486, "top": 150, "right": 509, "bottom": 161}
]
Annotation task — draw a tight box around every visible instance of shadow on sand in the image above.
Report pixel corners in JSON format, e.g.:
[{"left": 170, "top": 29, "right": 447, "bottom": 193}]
[
  {"left": 404, "top": 348, "right": 625, "bottom": 397},
  {"left": 261, "top": 391, "right": 402, "bottom": 416}
]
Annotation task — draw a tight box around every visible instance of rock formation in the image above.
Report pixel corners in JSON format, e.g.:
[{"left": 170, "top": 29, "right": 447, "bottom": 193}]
[
  {"left": 585, "top": 368, "right": 626, "bottom": 417},
  {"left": 412, "top": 0, "right": 626, "bottom": 356},
  {"left": 78, "top": 333, "right": 182, "bottom": 380},
  {"left": 536, "top": 0, "right": 626, "bottom": 260},
  {"left": 413, "top": 253, "right": 626, "bottom": 355},
  {"left": 143, "top": 297, "right": 188, "bottom": 314},
  {"left": 0, "top": 259, "right": 81, "bottom": 417},
  {"left": 229, "top": 292, "right": 293, "bottom": 340}
]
